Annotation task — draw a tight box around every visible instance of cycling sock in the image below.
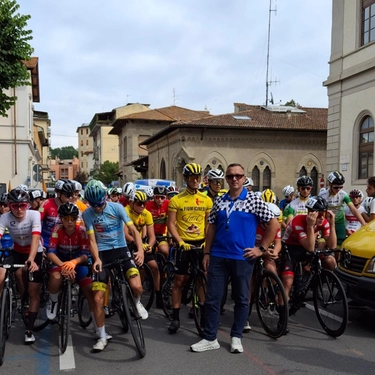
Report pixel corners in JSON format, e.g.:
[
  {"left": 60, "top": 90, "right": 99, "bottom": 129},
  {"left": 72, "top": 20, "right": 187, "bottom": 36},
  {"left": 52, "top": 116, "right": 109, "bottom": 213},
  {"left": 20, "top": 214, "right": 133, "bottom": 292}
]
[
  {"left": 172, "top": 308, "right": 180, "bottom": 321},
  {"left": 50, "top": 292, "right": 59, "bottom": 302},
  {"left": 27, "top": 311, "right": 38, "bottom": 331},
  {"left": 96, "top": 326, "right": 106, "bottom": 339}
]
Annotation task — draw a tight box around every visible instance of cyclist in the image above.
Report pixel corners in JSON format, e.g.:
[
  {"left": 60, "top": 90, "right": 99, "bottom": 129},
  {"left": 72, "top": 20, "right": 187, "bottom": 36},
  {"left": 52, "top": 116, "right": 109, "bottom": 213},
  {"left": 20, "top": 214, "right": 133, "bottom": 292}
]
[
  {"left": 364, "top": 176, "right": 375, "bottom": 222},
  {"left": 29, "top": 190, "right": 44, "bottom": 211},
  {"left": 108, "top": 187, "right": 122, "bottom": 203},
  {"left": 71, "top": 180, "right": 87, "bottom": 223},
  {"left": 167, "top": 163, "right": 213, "bottom": 334},
  {"left": 46, "top": 203, "right": 94, "bottom": 323},
  {"left": 121, "top": 182, "right": 135, "bottom": 207},
  {"left": 145, "top": 186, "right": 170, "bottom": 258},
  {"left": 279, "top": 185, "right": 295, "bottom": 211},
  {"left": 166, "top": 186, "right": 179, "bottom": 199},
  {"left": 82, "top": 180, "right": 147, "bottom": 351},
  {"left": 319, "top": 171, "right": 366, "bottom": 247},
  {"left": 203, "top": 169, "right": 225, "bottom": 201},
  {"left": 345, "top": 189, "right": 366, "bottom": 235},
  {"left": 0, "top": 189, "right": 43, "bottom": 343},
  {"left": 243, "top": 177, "right": 254, "bottom": 192},
  {"left": 0, "top": 194, "right": 10, "bottom": 217},
  {"left": 280, "top": 196, "right": 337, "bottom": 313}
]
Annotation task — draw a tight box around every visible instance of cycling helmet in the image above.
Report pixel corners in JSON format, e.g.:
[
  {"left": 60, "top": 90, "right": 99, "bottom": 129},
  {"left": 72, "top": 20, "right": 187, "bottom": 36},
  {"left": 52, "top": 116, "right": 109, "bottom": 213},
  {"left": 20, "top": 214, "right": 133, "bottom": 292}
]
[
  {"left": 144, "top": 186, "right": 154, "bottom": 199},
  {"left": 363, "top": 197, "right": 374, "bottom": 214},
  {"left": 58, "top": 202, "right": 79, "bottom": 217},
  {"left": 133, "top": 191, "right": 147, "bottom": 203},
  {"left": 254, "top": 191, "right": 262, "bottom": 198},
  {"left": 84, "top": 179, "right": 107, "bottom": 206},
  {"left": 267, "top": 202, "right": 281, "bottom": 219},
  {"left": 261, "top": 189, "right": 277, "bottom": 204},
  {"left": 71, "top": 180, "right": 82, "bottom": 192},
  {"left": 182, "top": 163, "right": 202, "bottom": 177},
  {"left": 349, "top": 189, "right": 364, "bottom": 201},
  {"left": 55, "top": 179, "right": 75, "bottom": 196},
  {"left": 327, "top": 171, "right": 345, "bottom": 185},
  {"left": 7, "top": 188, "right": 30, "bottom": 203},
  {"left": 282, "top": 185, "right": 294, "bottom": 197},
  {"left": 296, "top": 176, "right": 313, "bottom": 187},
  {"left": 29, "top": 189, "right": 43, "bottom": 201},
  {"left": 0, "top": 194, "right": 8, "bottom": 204},
  {"left": 109, "top": 187, "right": 122, "bottom": 195},
  {"left": 243, "top": 177, "right": 254, "bottom": 187},
  {"left": 305, "top": 196, "right": 328, "bottom": 211},
  {"left": 167, "top": 186, "right": 179, "bottom": 198},
  {"left": 16, "top": 184, "right": 29, "bottom": 192},
  {"left": 206, "top": 169, "right": 225, "bottom": 180},
  {"left": 122, "top": 182, "right": 135, "bottom": 198},
  {"left": 153, "top": 186, "right": 168, "bottom": 196}
]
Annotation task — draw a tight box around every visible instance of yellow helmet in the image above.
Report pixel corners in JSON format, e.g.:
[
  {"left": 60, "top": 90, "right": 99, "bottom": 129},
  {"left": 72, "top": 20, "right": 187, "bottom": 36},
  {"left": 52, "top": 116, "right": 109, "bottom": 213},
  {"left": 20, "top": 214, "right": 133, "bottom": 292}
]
[
  {"left": 133, "top": 191, "right": 147, "bottom": 203},
  {"left": 261, "top": 189, "right": 277, "bottom": 203},
  {"left": 183, "top": 163, "right": 202, "bottom": 176}
]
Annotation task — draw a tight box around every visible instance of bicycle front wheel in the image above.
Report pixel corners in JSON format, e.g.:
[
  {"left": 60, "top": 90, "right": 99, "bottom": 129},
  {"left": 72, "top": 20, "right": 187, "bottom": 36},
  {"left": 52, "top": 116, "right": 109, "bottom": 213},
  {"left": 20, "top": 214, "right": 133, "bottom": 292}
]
[
  {"left": 313, "top": 269, "right": 348, "bottom": 337},
  {"left": 140, "top": 263, "right": 155, "bottom": 311},
  {"left": 0, "top": 288, "right": 10, "bottom": 366},
  {"left": 255, "top": 270, "right": 288, "bottom": 339},
  {"left": 60, "top": 282, "right": 72, "bottom": 354},
  {"left": 191, "top": 270, "right": 207, "bottom": 338},
  {"left": 77, "top": 289, "right": 92, "bottom": 328},
  {"left": 160, "top": 262, "right": 174, "bottom": 320},
  {"left": 121, "top": 284, "right": 146, "bottom": 357}
]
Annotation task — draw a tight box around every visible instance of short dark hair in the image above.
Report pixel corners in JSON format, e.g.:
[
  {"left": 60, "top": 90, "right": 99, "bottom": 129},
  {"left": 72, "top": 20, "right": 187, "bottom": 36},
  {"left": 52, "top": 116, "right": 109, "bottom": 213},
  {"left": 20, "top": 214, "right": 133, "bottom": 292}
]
[
  {"left": 368, "top": 176, "right": 375, "bottom": 187},
  {"left": 226, "top": 163, "right": 244, "bottom": 172}
]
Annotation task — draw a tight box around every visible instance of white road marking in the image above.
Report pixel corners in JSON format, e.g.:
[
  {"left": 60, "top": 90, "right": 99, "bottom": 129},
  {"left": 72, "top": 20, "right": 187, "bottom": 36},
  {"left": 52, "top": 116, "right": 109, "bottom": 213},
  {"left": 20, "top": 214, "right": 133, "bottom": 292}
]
[{"left": 59, "top": 335, "right": 76, "bottom": 370}]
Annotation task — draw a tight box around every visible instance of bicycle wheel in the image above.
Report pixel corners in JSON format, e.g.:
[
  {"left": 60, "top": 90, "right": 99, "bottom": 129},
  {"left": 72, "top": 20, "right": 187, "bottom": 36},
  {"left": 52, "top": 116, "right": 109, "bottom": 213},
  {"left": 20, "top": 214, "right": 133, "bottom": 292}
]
[
  {"left": 112, "top": 278, "right": 128, "bottom": 332},
  {"left": 313, "top": 269, "right": 348, "bottom": 337},
  {"left": 0, "top": 288, "right": 10, "bottom": 366},
  {"left": 255, "top": 270, "right": 288, "bottom": 339},
  {"left": 77, "top": 289, "right": 92, "bottom": 328},
  {"left": 60, "top": 281, "right": 71, "bottom": 354},
  {"left": 191, "top": 270, "right": 207, "bottom": 338},
  {"left": 160, "top": 262, "right": 174, "bottom": 320},
  {"left": 121, "top": 283, "right": 146, "bottom": 357},
  {"left": 140, "top": 263, "right": 155, "bottom": 311}
]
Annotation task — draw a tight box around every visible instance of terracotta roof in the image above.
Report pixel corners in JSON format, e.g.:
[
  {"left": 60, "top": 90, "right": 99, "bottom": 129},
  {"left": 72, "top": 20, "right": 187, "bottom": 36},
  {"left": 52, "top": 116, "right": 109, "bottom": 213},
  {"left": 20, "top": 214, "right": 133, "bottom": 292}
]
[
  {"left": 23, "top": 57, "right": 38, "bottom": 69},
  {"left": 23, "top": 57, "right": 39, "bottom": 102}
]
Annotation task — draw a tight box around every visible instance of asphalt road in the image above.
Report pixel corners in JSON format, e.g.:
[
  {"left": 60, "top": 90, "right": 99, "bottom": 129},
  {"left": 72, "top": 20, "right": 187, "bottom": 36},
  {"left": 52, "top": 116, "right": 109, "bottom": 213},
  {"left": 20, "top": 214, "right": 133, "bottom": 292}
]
[{"left": 1, "top": 299, "right": 375, "bottom": 375}]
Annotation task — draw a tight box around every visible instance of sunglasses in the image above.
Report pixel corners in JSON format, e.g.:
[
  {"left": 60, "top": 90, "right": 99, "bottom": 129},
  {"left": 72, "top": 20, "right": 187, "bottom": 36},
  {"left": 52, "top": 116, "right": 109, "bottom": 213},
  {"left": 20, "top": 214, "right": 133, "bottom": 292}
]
[
  {"left": 93, "top": 198, "right": 106, "bottom": 208},
  {"left": 9, "top": 203, "right": 28, "bottom": 210},
  {"left": 61, "top": 215, "right": 78, "bottom": 222},
  {"left": 188, "top": 175, "right": 201, "bottom": 182},
  {"left": 332, "top": 186, "right": 343, "bottom": 190},
  {"left": 0, "top": 203, "right": 9, "bottom": 207},
  {"left": 210, "top": 179, "right": 223, "bottom": 185},
  {"left": 226, "top": 174, "right": 245, "bottom": 180},
  {"left": 135, "top": 202, "right": 146, "bottom": 206},
  {"left": 62, "top": 192, "right": 73, "bottom": 198},
  {"left": 300, "top": 187, "right": 312, "bottom": 191},
  {"left": 155, "top": 195, "right": 166, "bottom": 200},
  {"left": 317, "top": 211, "right": 326, "bottom": 218}
]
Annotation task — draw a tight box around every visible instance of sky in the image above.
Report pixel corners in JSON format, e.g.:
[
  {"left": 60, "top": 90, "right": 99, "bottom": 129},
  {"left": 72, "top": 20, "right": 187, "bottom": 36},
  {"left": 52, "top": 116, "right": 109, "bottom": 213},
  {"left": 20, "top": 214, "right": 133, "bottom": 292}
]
[{"left": 17, "top": 0, "right": 333, "bottom": 149}]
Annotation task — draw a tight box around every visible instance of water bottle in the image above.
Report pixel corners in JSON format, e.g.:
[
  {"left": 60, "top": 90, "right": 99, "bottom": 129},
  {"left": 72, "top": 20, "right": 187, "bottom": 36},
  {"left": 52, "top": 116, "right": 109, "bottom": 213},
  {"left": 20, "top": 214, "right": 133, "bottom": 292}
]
[{"left": 1, "top": 229, "right": 13, "bottom": 250}]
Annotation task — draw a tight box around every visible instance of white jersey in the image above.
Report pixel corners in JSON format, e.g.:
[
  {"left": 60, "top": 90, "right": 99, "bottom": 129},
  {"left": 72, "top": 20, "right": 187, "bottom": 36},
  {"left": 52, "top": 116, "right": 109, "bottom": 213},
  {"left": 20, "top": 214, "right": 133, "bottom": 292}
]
[{"left": 344, "top": 205, "right": 365, "bottom": 233}]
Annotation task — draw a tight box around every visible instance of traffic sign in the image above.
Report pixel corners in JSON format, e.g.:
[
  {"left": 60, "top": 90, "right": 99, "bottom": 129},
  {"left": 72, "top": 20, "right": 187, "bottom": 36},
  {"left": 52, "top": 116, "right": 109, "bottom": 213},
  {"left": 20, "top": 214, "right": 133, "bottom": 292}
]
[
  {"left": 33, "top": 164, "right": 42, "bottom": 174},
  {"left": 33, "top": 173, "right": 42, "bottom": 182}
]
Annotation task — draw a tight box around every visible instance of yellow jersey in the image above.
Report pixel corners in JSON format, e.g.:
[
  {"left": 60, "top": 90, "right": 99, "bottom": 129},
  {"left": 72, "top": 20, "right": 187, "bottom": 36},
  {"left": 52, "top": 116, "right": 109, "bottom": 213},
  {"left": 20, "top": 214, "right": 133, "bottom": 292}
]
[{"left": 125, "top": 205, "right": 154, "bottom": 235}]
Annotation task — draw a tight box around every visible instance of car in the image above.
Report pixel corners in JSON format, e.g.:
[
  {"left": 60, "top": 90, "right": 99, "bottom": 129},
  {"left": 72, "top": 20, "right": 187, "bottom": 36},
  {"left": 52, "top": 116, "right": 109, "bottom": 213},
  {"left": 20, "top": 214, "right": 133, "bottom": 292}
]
[{"left": 335, "top": 220, "right": 375, "bottom": 309}]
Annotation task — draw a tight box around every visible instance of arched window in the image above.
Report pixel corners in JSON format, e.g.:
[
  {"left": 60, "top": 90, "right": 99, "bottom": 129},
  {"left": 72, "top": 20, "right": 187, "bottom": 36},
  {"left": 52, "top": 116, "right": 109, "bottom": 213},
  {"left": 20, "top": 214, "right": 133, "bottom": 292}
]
[
  {"left": 160, "top": 158, "right": 166, "bottom": 179},
  {"left": 311, "top": 167, "right": 318, "bottom": 195},
  {"left": 358, "top": 115, "right": 374, "bottom": 179},
  {"left": 203, "top": 164, "right": 211, "bottom": 177},
  {"left": 252, "top": 166, "right": 260, "bottom": 192},
  {"left": 299, "top": 167, "right": 307, "bottom": 177},
  {"left": 263, "top": 166, "right": 271, "bottom": 190}
]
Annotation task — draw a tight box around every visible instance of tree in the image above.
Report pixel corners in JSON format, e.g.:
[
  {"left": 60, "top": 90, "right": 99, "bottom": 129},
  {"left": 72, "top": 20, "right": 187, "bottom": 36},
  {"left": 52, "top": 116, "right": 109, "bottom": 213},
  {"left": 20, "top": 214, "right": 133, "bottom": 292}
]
[
  {"left": 91, "top": 161, "right": 119, "bottom": 186},
  {"left": 284, "top": 99, "right": 301, "bottom": 107},
  {"left": 0, "top": 0, "right": 34, "bottom": 117},
  {"left": 50, "top": 146, "right": 78, "bottom": 160},
  {"left": 74, "top": 171, "right": 89, "bottom": 186}
]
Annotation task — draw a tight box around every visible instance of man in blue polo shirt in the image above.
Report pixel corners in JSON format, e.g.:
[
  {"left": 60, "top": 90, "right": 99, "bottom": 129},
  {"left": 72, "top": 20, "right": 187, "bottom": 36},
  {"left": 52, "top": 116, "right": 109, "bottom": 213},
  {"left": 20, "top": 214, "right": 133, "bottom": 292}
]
[{"left": 190, "top": 163, "right": 279, "bottom": 353}]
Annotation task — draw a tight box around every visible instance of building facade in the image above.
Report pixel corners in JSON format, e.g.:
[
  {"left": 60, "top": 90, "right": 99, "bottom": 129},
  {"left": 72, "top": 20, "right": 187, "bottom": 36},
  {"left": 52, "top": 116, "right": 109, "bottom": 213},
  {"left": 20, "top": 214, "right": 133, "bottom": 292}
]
[
  {"left": 49, "top": 156, "right": 79, "bottom": 181},
  {"left": 76, "top": 123, "right": 94, "bottom": 175}
]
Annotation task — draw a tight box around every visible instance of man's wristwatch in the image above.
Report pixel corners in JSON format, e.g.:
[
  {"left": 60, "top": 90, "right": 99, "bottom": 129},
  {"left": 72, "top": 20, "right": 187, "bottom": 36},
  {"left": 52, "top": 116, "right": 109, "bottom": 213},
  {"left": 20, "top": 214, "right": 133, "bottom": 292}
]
[{"left": 259, "top": 245, "right": 267, "bottom": 253}]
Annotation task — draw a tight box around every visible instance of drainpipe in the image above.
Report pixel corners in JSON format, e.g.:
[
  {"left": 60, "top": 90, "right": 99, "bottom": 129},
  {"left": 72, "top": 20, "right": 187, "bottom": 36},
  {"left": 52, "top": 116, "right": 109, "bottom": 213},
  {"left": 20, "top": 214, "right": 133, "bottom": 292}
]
[{"left": 13, "top": 87, "right": 18, "bottom": 175}]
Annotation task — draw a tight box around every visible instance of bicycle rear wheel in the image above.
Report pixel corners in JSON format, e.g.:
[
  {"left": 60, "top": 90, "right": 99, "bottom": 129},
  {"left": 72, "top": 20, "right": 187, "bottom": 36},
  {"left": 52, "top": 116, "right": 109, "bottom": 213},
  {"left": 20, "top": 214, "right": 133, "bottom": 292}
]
[
  {"left": 140, "top": 263, "right": 155, "bottom": 311},
  {"left": 255, "top": 270, "right": 288, "bottom": 338},
  {"left": 160, "top": 262, "right": 174, "bottom": 320},
  {"left": 77, "top": 289, "right": 92, "bottom": 328},
  {"left": 60, "top": 281, "right": 71, "bottom": 354},
  {"left": 191, "top": 270, "right": 207, "bottom": 338},
  {"left": 121, "top": 284, "right": 146, "bottom": 357},
  {"left": 0, "top": 288, "right": 10, "bottom": 366},
  {"left": 313, "top": 269, "right": 348, "bottom": 337}
]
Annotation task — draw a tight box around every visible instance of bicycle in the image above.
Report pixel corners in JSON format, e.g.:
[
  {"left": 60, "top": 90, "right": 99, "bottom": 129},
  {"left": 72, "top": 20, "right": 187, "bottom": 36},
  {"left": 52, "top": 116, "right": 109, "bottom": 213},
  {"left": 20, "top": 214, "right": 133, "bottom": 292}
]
[
  {"left": 57, "top": 276, "right": 73, "bottom": 354},
  {"left": 160, "top": 246, "right": 207, "bottom": 337},
  {"left": 98, "top": 257, "right": 146, "bottom": 357},
  {"left": 288, "top": 248, "right": 348, "bottom": 337},
  {"left": 253, "top": 257, "right": 288, "bottom": 338}
]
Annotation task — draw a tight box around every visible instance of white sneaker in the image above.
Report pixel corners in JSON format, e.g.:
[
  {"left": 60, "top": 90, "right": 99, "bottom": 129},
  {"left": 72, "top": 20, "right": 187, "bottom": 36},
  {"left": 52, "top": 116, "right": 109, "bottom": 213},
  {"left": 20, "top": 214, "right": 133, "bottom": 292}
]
[
  {"left": 46, "top": 299, "right": 58, "bottom": 320},
  {"left": 230, "top": 337, "right": 244, "bottom": 353},
  {"left": 93, "top": 337, "right": 108, "bottom": 351},
  {"left": 190, "top": 339, "right": 220, "bottom": 352},
  {"left": 243, "top": 321, "right": 251, "bottom": 333},
  {"left": 136, "top": 301, "right": 148, "bottom": 320},
  {"left": 95, "top": 330, "right": 112, "bottom": 341},
  {"left": 24, "top": 330, "right": 35, "bottom": 344}
]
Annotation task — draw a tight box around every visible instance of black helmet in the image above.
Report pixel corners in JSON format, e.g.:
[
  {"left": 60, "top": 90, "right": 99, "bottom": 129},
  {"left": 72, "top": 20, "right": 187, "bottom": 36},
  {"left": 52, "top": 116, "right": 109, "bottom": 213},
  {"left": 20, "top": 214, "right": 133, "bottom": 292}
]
[
  {"left": 153, "top": 186, "right": 168, "bottom": 196},
  {"left": 327, "top": 171, "right": 345, "bottom": 185},
  {"left": 58, "top": 202, "right": 79, "bottom": 217},
  {"left": 7, "top": 188, "right": 30, "bottom": 203},
  {"left": 55, "top": 179, "right": 75, "bottom": 196},
  {"left": 305, "top": 196, "right": 328, "bottom": 211},
  {"left": 29, "top": 189, "right": 43, "bottom": 201},
  {"left": 0, "top": 193, "right": 7, "bottom": 204},
  {"left": 182, "top": 163, "right": 202, "bottom": 177},
  {"left": 296, "top": 175, "right": 313, "bottom": 187}
]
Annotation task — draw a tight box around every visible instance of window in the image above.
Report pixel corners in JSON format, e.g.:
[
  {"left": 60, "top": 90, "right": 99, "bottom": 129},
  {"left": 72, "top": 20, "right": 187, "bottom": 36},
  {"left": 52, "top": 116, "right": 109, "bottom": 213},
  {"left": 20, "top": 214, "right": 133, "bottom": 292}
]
[
  {"left": 123, "top": 136, "right": 128, "bottom": 161},
  {"left": 81, "top": 151, "right": 83, "bottom": 157},
  {"left": 160, "top": 158, "right": 166, "bottom": 179},
  {"left": 299, "top": 167, "right": 307, "bottom": 177},
  {"left": 251, "top": 166, "right": 260, "bottom": 192},
  {"left": 86, "top": 129, "right": 88, "bottom": 135},
  {"left": 86, "top": 140, "right": 88, "bottom": 146},
  {"left": 358, "top": 115, "right": 374, "bottom": 179},
  {"left": 311, "top": 167, "right": 318, "bottom": 195},
  {"left": 81, "top": 129, "right": 83, "bottom": 135},
  {"left": 362, "top": 1, "right": 375, "bottom": 45},
  {"left": 263, "top": 166, "right": 271, "bottom": 190},
  {"left": 80, "top": 140, "right": 83, "bottom": 146}
]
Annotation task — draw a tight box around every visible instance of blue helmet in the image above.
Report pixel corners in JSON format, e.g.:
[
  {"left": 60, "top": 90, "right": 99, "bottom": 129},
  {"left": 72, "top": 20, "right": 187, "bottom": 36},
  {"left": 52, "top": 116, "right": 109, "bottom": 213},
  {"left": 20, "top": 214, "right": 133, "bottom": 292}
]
[{"left": 84, "top": 179, "right": 107, "bottom": 206}]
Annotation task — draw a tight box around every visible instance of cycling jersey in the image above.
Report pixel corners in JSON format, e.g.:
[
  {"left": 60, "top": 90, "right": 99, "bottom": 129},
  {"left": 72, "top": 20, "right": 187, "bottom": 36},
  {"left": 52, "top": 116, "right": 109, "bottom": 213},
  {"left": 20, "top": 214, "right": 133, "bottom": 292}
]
[
  {"left": 318, "top": 189, "right": 351, "bottom": 224},
  {"left": 39, "top": 198, "right": 61, "bottom": 248},
  {"left": 256, "top": 224, "right": 281, "bottom": 246},
  {"left": 145, "top": 200, "right": 169, "bottom": 235},
  {"left": 48, "top": 224, "right": 89, "bottom": 261},
  {"left": 82, "top": 202, "right": 132, "bottom": 251},
  {"left": 282, "top": 214, "right": 330, "bottom": 246},
  {"left": 283, "top": 197, "right": 309, "bottom": 219},
  {"left": 125, "top": 205, "right": 153, "bottom": 235},
  {"left": 74, "top": 199, "right": 88, "bottom": 225},
  {"left": 0, "top": 210, "right": 43, "bottom": 253},
  {"left": 344, "top": 205, "right": 365, "bottom": 233},
  {"left": 168, "top": 190, "right": 212, "bottom": 242}
]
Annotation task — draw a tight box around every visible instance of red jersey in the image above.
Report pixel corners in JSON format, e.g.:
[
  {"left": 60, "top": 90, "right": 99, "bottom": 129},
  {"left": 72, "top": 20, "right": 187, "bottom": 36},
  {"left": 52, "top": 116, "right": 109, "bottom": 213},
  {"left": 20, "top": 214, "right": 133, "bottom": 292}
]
[
  {"left": 282, "top": 214, "right": 330, "bottom": 246},
  {"left": 145, "top": 199, "right": 169, "bottom": 235},
  {"left": 39, "top": 198, "right": 61, "bottom": 248},
  {"left": 119, "top": 196, "right": 130, "bottom": 207},
  {"left": 255, "top": 224, "right": 281, "bottom": 246}
]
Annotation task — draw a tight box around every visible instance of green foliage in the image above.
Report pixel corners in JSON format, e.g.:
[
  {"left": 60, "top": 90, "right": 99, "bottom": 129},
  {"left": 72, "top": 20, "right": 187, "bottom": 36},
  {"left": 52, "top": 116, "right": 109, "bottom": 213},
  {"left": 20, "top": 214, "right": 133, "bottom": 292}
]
[
  {"left": 284, "top": 99, "right": 301, "bottom": 107},
  {"left": 0, "top": 0, "right": 34, "bottom": 117},
  {"left": 91, "top": 161, "right": 119, "bottom": 186},
  {"left": 74, "top": 171, "right": 89, "bottom": 185},
  {"left": 50, "top": 146, "right": 78, "bottom": 160}
]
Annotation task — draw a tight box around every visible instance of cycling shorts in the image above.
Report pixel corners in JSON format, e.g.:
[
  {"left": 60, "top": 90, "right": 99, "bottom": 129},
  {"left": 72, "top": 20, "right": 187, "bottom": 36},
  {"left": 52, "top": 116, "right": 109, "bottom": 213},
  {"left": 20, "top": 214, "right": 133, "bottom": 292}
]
[
  {"left": 11, "top": 251, "right": 43, "bottom": 283},
  {"left": 174, "top": 240, "right": 204, "bottom": 276}
]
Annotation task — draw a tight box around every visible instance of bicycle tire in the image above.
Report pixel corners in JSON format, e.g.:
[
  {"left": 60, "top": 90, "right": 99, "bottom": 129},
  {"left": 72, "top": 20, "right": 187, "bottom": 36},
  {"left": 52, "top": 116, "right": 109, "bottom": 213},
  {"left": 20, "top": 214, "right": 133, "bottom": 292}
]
[
  {"left": 0, "top": 288, "right": 10, "bottom": 366},
  {"left": 191, "top": 270, "right": 207, "bottom": 338},
  {"left": 160, "top": 262, "right": 174, "bottom": 320},
  {"left": 255, "top": 270, "right": 288, "bottom": 339},
  {"left": 140, "top": 263, "right": 155, "bottom": 311},
  {"left": 121, "top": 283, "right": 146, "bottom": 357},
  {"left": 77, "top": 289, "right": 92, "bottom": 328},
  {"left": 111, "top": 276, "right": 128, "bottom": 332},
  {"left": 60, "top": 281, "right": 71, "bottom": 354},
  {"left": 313, "top": 269, "right": 348, "bottom": 337}
]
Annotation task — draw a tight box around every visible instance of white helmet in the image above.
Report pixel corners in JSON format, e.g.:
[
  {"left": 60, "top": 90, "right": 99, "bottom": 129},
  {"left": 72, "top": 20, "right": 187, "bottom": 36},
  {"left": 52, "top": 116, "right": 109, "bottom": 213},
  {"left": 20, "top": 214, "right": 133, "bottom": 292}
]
[
  {"left": 282, "top": 185, "right": 294, "bottom": 197},
  {"left": 122, "top": 182, "right": 135, "bottom": 199},
  {"left": 363, "top": 197, "right": 374, "bottom": 214},
  {"left": 16, "top": 184, "right": 29, "bottom": 192},
  {"left": 254, "top": 191, "right": 262, "bottom": 198},
  {"left": 144, "top": 186, "right": 154, "bottom": 199},
  {"left": 267, "top": 202, "right": 281, "bottom": 219},
  {"left": 71, "top": 180, "right": 82, "bottom": 192},
  {"left": 243, "top": 177, "right": 253, "bottom": 187},
  {"left": 206, "top": 169, "right": 225, "bottom": 180}
]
